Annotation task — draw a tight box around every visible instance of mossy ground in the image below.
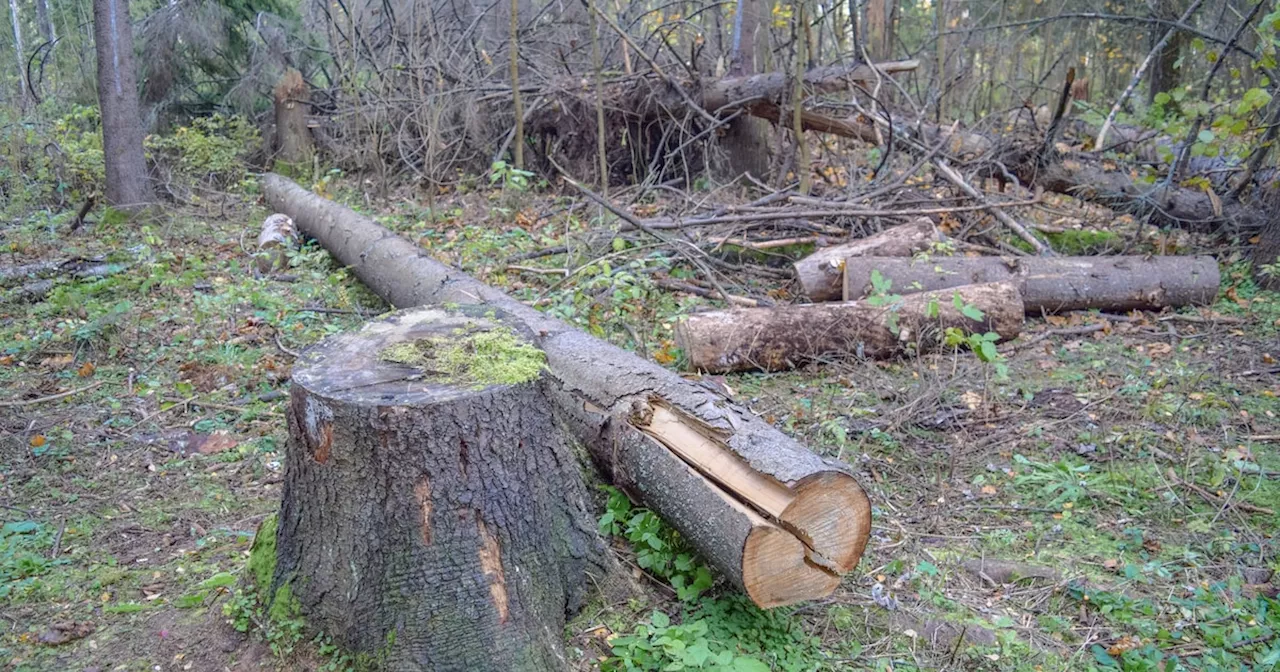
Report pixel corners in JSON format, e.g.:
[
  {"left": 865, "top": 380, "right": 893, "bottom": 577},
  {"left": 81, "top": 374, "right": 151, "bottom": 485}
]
[{"left": 1, "top": 178, "right": 1276, "bottom": 671}]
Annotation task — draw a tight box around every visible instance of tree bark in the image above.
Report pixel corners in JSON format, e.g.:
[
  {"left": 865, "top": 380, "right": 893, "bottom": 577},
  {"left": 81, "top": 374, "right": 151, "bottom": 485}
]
[
  {"left": 1253, "top": 194, "right": 1280, "bottom": 289},
  {"left": 277, "top": 306, "right": 603, "bottom": 669},
  {"left": 9, "top": 0, "right": 26, "bottom": 104},
  {"left": 700, "top": 60, "right": 919, "bottom": 114},
  {"left": 35, "top": 0, "right": 55, "bottom": 42},
  {"left": 794, "top": 218, "right": 944, "bottom": 302},
  {"left": 272, "top": 69, "right": 314, "bottom": 175},
  {"left": 843, "top": 255, "right": 1220, "bottom": 313},
  {"left": 255, "top": 213, "right": 297, "bottom": 274},
  {"left": 677, "top": 282, "right": 1024, "bottom": 373},
  {"left": 1148, "top": 0, "right": 1186, "bottom": 104},
  {"left": 718, "top": 0, "right": 775, "bottom": 182},
  {"left": 509, "top": 0, "right": 524, "bottom": 169},
  {"left": 865, "top": 0, "right": 894, "bottom": 60},
  {"left": 92, "top": 0, "right": 153, "bottom": 208},
  {"left": 262, "top": 173, "right": 872, "bottom": 608}
]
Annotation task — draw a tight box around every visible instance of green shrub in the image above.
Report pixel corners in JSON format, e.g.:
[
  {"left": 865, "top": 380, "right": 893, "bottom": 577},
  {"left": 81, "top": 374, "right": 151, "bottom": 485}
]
[{"left": 146, "top": 114, "right": 260, "bottom": 188}]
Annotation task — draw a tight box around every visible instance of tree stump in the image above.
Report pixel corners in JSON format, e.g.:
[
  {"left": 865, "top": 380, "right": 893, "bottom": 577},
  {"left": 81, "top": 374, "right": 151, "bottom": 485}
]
[
  {"left": 275, "top": 307, "right": 604, "bottom": 671},
  {"left": 273, "top": 68, "right": 314, "bottom": 177}
]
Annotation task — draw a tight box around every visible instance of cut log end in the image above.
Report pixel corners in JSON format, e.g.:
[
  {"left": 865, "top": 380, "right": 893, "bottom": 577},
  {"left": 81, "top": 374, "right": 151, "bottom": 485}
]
[
  {"left": 781, "top": 472, "right": 871, "bottom": 574},
  {"left": 793, "top": 219, "right": 943, "bottom": 302},
  {"left": 629, "top": 400, "right": 872, "bottom": 606},
  {"left": 743, "top": 525, "right": 841, "bottom": 608}
]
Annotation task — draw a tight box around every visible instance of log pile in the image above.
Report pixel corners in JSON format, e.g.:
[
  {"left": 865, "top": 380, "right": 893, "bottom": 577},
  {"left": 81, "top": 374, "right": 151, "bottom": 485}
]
[{"left": 677, "top": 223, "right": 1217, "bottom": 374}]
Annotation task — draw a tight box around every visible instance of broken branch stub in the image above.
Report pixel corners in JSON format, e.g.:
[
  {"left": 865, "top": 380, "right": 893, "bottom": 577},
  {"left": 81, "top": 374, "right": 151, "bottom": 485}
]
[{"left": 262, "top": 173, "right": 872, "bottom": 608}]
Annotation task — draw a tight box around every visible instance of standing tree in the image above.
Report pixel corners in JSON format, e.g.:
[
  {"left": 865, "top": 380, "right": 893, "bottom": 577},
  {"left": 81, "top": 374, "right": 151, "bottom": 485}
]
[
  {"left": 92, "top": 0, "right": 153, "bottom": 207},
  {"left": 8, "top": 0, "right": 26, "bottom": 104},
  {"left": 35, "top": 0, "right": 55, "bottom": 43},
  {"left": 718, "top": 0, "right": 774, "bottom": 182}
]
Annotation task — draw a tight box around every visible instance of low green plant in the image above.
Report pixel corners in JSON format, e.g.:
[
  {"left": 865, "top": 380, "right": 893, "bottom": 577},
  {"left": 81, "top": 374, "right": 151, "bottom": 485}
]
[
  {"left": 145, "top": 114, "right": 259, "bottom": 188},
  {"left": 489, "top": 160, "right": 535, "bottom": 191},
  {"left": 605, "top": 597, "right": 822, "bottom": 672},
  {"left": 598, "top": 487, "right": 713, "bottom": 601},
  {"left": 0, "top": 520, "right": 69, "bottom": 600}
]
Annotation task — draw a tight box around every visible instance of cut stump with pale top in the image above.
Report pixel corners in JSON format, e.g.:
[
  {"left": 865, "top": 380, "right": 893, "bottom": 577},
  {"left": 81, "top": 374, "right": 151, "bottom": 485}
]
[{"left": 275, "top": 306, "right": 603, "bottom": 671}]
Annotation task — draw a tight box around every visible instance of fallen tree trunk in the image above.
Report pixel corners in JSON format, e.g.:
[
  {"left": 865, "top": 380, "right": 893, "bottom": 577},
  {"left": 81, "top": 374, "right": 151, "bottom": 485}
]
[
  {"left": 262, "top": 173, "right": 871, "bottom": 610},
  {"left": 842, "top": 255, "right": 1220, "bottom": 313},
  {"left": 677, "top": 282, "right": 1024, "bottom": 373},
  {"left": 282, "top": 306, "right": 602, "bottom": 668},
  {"left": 793, "top": 218, "right": 944, "bottom": 302},
  {"left": 700, "top": 60, "right": 919, "bottom": 112},
  {"left": 802, "top": 112, "right": 1269, "bottom": 232}
]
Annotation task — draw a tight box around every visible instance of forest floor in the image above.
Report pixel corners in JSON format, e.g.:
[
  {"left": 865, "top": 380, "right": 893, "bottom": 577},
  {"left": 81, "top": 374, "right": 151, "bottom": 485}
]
[{"left": 1, "top": 178, "right": 1278, "bottom": 672}]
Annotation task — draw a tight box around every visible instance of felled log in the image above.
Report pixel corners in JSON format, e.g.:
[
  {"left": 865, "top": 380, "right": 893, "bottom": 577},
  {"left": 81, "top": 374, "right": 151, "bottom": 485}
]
[
  {"left": 793, "top": 219, "right": 944, "bottom": 302},
  {"left": 700, "top": 60, "right": 919, "bottom": 112},
  {"left": 677, "top": 282, "right": 1024, "bottom": 373},
  {"left": 282, "top": 306, "right": 601, "bottom": 668},
  {"left": 262, "top": 173, "right": 871, "bottom": 609},
  {"left": 843, "top": 255, "right": 1220, "bottom": 313},
  {"left": 255, "top": 213, "right": 297, "bottom": 274}
]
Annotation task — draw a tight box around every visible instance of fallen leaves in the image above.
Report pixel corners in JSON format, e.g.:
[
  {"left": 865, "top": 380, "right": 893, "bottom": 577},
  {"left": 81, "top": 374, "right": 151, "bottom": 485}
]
[
  {"left": 38, "top": 354, "right": 73, "bottom": 369},
  {"left": 37, "top": 621, "right": 95, "bottom": 646}
]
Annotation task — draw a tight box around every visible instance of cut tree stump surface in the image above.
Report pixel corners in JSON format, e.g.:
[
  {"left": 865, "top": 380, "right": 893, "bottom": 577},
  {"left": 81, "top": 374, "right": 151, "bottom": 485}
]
[{"left": 277, "top": 307, "right": 603, "bottom": 671}]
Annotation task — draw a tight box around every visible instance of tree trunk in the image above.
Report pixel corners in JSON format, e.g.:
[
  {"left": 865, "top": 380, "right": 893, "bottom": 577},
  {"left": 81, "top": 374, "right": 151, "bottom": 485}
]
[
  {"left": 35, "top": 0, "right": 54, "bottom": 43},
  {"left": 92, "top": 0, "right": 153, "bottom": 208},
  {"left": 843, "top": 255, "right": 1220, "bottom": 313},
  {"left": 262, "top": 173, "right": 873, "bottom": 608},
  {"left": 718, "top": 0, "right": 774, "bottom": 182},
  {"left": 1147, "top": 0, "right": 1184, "bottom": 104},
  {"left": 865, "top": 0, "right": 894, "bottom": 60},
  {"left": 9, "top": 0, "right": 26, "bottom": 104},
  {"left": 677, "top": 282, "right": 1024, "bottom": 373},
  {"left": 277, "top": 306, "right": 603, "bottom": 670},
  {"left": 509, "top": 0, "right": 523, "bottom": 169},
  {"left": 272, "top": 68, "right": 314, "bottom": 176},
  {"left": 699, "top": 60, "right": 919, "bottom": 112},
  {"left": 1254, "top": 196, "right": 1280, "bottom": 289},
  {"left": 794, "top": 218, "right": 943, "bottom": 302}
]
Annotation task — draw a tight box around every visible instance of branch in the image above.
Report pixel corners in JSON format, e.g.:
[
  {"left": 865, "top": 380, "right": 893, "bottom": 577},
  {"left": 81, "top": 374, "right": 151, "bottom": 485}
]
[{"left": 1096, "top": 0, "right": 1206, "bottom": 149}]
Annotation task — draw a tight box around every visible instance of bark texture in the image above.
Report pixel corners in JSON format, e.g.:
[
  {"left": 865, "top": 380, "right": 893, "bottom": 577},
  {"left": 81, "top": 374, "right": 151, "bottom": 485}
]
[
  {"left": 793, "top": 218, "right": 944, "bottom": 302},
  {"left": 9, "top": 0, "right": 25, "bottom": 103},
  {"left": 92, "top": 0, "right": 153, "bottom": 207},
  {"left": 277, "top": 307, "right": 602, "bottom": 670},
  {"left": 718, "top": 0, "right": 774, "bottom": 181},
  {"left": 677, "top": 282, "right": 1024, "bottom": 373},
  {"left": 263, "top": 173, "right": 872, "bottom": 607},
  {"left": 273, "top": 69, "right": 314, "bottom": 173},
  {"left": 843, "top": 255, "right": 1220, "bottom": 313},
  {"left": 35, "top": 0, "right": 55, "bottom": 42}
]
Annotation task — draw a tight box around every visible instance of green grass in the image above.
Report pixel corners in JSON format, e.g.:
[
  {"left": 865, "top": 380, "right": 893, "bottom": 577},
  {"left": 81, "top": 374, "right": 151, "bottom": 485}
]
[{"left": 2, "top": 175, "right": 1278, "bottom": 671}]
